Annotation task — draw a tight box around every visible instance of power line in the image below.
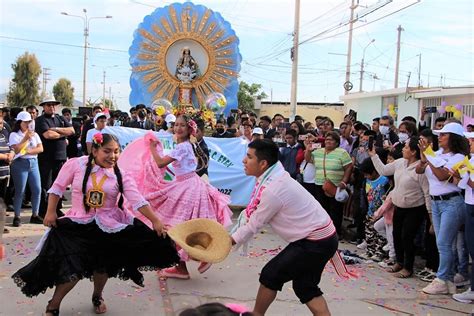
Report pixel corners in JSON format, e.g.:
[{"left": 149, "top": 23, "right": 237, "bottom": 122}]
[{"left": 0, "top": 35, "right": 128, "bottom": 53}]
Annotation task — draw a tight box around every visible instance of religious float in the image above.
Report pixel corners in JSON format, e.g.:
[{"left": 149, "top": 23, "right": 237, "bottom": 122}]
[{"left": 129, "top": 1, "right": 242, "bottom": 119}]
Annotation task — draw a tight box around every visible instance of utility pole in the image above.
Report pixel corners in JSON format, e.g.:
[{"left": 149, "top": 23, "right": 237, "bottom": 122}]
[
  {"left": 42, "top": 67, "right": 51, "bottom": 98},
  {"left": 417, "top": 54, "right": 422, "bottom": 87},
  {"left": 394, "top": 25, "right": 403, "bottom": 88},
  {"left": 344, "top": 0, "right": 357, "bottom": 95},
  {"left": 359, "top": 39, "right": 375, "bottom": 92},
  {"left": 290, "top": 0, "right": 300, "bottom": 121}
]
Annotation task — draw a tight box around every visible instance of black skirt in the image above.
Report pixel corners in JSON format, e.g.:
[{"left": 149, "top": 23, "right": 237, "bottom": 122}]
[{"left": 12, "top": 217, "right": 180, "bottom": 297}]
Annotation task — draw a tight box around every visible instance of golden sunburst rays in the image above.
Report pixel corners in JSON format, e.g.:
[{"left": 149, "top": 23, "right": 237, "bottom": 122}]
[{"left": 133, "top": 4, "right": 239, "bottom": 104}]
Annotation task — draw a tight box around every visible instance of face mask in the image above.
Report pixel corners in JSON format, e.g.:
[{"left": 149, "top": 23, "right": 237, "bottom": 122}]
[
  {"left": 379, "top": 126, "right": 390, "bottom": 135},
  {"left": 216, "top": 128, "right": 224, "bottom": 134},
  {"left": 138, "top": 110, "right": 146, "bottom": 119},
  {"left": 398, "top": 132, "right": 409, "bottom": 143},
  {"left": 360, "top": 141, "right": 367, "bottom": 148}
]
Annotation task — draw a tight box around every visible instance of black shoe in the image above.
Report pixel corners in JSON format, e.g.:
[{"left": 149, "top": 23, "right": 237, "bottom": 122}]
[
  {"left": 30, "top": 215, "right": 44, "bottom": 224},
  {"left": 21, "top": 201, "right": 31, "bottom": 208},
  {"left": 12, "top": 216, "right": 21, "bottom": 227}
]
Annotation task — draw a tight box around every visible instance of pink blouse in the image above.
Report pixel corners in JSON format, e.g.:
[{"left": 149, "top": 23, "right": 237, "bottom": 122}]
[
  {"left": 47, "top": 156, "right": 149, "bottom": 233},
  {"left": 169, "top": 141, "right": 197, "bottom": 176}
]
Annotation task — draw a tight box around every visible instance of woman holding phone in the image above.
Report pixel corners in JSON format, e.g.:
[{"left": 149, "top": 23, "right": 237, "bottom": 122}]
[{"left": 9, "top": 112, "right": 43, "bottom": 227}]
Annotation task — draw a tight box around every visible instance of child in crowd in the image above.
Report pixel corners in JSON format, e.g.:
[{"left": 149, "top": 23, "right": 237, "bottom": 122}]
[
  {"left": 359, "top": 157, "right": 390, "bottom": 261},
  {"left": 279, "top": 129, "right": 304, "bottom": 179}
]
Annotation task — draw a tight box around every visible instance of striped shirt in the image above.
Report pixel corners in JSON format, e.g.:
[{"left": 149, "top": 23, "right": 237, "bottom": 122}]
[
  {"left": 0, "top": 132, "right": 11, "bottom": 179},
  {"left": 312, "top": 148, "right": 352, "bottom": 185}
]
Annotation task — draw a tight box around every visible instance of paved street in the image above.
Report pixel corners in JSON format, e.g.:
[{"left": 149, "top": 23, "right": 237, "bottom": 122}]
[{"left": 1, "top": 199, "right": 473, "bottom": 315}]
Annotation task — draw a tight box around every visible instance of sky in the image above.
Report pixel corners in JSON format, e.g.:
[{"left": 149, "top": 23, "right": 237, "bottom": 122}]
[{"left": 0, "top": 0, "right": 473, "bottom": 112}]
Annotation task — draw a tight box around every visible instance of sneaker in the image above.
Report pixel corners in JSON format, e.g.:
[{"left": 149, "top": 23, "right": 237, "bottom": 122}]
[
  {"left": 356, "top": 240, "right": 367, "bottom": 250},
  {"left": 159, "top": 267, "right": 190, "bottom": 280},
  {"left": 452, "top": 289, "right": 474, "bottom": 304},
  {"left": 371, "top": 254, "right": 383, "bottom": 262},
  {"left": 12, "top": 216, "right": 21, "bottom": 227},
  {"left": 29, "top": 215, "right": 44, "bottom": 224},
  {"left": 378, "top": 258, "right": 395, "bottom": 268},
  {"left": 382, "top": 244, "right": 390, "bottom": 252},
  {"left": 197, "top": 262, "right": 212, "bottom": 274},
  {"left": 447, "top": 281, "right": 456, "bottom": 294},
  {"left": 454, "top": 273, "right": 471, "bottom": 288},
  {"left": 416, "top": 268, "right": 432, "bottom": 278},
  {"left": 423, "top": 278, "right": 449, "bottom": 295},
  {"left": 420, "top": 271, "right": 437, "bottom": 283}
]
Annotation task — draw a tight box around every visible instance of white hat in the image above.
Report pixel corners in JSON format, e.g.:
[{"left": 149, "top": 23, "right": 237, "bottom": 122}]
[
  {"left": 165, "top": 114, "right": 176, "bottom": 123},
  {"left": 16, "top": 111, "right": 33, "bottom": 122},
  {"left": 39, "top": 96, "right": 60, "bottom": 106},
  {"left": 93, "top": 112, "right": 110, "bottom": 125},
  {"left": 433, "top": 122, "right": 465, "bottom": 137},
  {"left": 252, "top": 127, "right": 264, "bottom": 135},
  {"left": 464, "top": 132, "right": 474, "bottom": 139},
  {"left": 335, "top": 187, "right": 349, "bottom": 203}
]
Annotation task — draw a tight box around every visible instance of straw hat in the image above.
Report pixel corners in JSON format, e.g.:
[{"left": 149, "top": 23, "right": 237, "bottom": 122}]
[{"left": 167, "top": 218, "right": 232, "bottom": 263}]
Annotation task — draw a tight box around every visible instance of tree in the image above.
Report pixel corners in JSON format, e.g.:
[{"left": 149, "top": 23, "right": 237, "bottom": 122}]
[
  {"left": 237, "top": 81, "right": 267, "bottom": 112},
  {"left": 7, "top": 52, "right": 42, "bottom": 107},
  {"left": 53, "top": 78, "right": 75, "bottom": 107}
]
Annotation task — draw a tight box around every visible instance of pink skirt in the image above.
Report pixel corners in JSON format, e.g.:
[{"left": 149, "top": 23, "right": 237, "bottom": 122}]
[{"left": 136, "top": 172, "right": 233, "bottom": 229}]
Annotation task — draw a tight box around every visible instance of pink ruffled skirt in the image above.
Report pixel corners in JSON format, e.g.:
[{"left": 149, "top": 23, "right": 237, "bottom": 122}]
[{"left": 136, "top": 172, "right": 232, "bottom": 229}]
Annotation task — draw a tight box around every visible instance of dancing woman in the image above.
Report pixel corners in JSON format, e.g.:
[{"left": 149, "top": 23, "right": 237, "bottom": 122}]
[
  {"left": 131, "top": 115, "right": 232, "bottom": 279},
  {"left": 12, "top": 133, "right": 179, "bottom": 315}
]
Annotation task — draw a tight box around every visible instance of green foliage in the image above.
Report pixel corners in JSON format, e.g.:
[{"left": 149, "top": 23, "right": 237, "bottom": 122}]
[
  {"left": 103, "top": 98, "right": 115, "bottom": 110},
  {"left": 52, "top": 78, "right": 75, "bottom": 107},
  {"left": 7, "top": 52, "right": 42, "bottom": 107},
  {"left": 237, "top": 81, "right": 268, "bottom": 112}
]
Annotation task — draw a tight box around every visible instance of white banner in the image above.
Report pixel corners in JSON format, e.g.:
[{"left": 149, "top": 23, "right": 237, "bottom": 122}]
[{"left": 104, "top": 126, "right": 254, "bottom": 205}]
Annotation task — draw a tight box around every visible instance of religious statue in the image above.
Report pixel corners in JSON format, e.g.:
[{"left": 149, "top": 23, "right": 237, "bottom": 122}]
[{"left": 175, "top": 47, "right": 200, "bottom": 83}]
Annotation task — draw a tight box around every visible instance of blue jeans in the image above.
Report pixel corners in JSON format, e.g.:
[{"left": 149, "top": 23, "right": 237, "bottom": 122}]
[
  {"left": 11, "top": 158, "right": 41, "bottom": 217},
  {"left": 452, "top": 230, "right": 469, "bottom": 277},
  {"left": 431, "top": 195, "right": 465, "bottom": 282},
  {"left": 465, "top": 203, "right": 474, "bottom": 290}
]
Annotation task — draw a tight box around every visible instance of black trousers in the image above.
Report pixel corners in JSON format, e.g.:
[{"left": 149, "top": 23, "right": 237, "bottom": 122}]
[
  {"left": 393, "top": 205, "right": 426, "bottom": 271},
  {"left": 260, "top": 234, "right": 338, "bottom": 304},
  {"left": 424, "top": 212, "right": 439, "bottom": 271},
  {"left": 314, "top": 185, "right": 344, "bottom": 235},
  {"left": 38, "top": 158, "right": 64, "bottom": 218},
  {"left": 301, "top": 182, "right": 318, "bottom": 201}
]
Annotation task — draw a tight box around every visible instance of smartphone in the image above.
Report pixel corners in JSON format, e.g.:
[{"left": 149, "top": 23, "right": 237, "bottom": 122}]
[
  {"left": 281, "top": 122, "right": 291, "bottom": 130},
  {"left": 425, "top": 106, "right": 438, "bottom": 114},
  {"left": 28, "top": 121, "right": 35, "bottom": 132},
  {"left": 368, "top": 136, "right": 374, "bottom": 151},
  {"left": 312, "top": 143, "right": 322, "bottom": 150},
  {"left": 298, "top": 134, "right": 308, "bottom": 141}
]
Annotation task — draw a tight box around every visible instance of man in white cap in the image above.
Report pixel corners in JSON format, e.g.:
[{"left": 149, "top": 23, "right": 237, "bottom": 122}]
[
  {"left": 85, "top": 112, "right": 110, "bottom": 154},
  {"left": 35, "top": 96, "right": 74, "bottom": 217},
  {"left": 252, "top": 127, "right": 264, "bottom": 141},
  {"left": 165, "top": 114, "right": 176, "bottom": 134}
]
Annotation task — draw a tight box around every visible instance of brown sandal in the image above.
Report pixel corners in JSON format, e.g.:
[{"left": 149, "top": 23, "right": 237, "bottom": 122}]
[
  {"left": 386, "top": 263, "right": 402, "bottom": 273},
  {"left": 45, "top": 300, "right": 60, "bottom": 316},
  {"left": 92, "top": 295, "right": 107, "bottom": 314},
  {"left": 395, "top": 269, "right": 413, "bottom": 278}
]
